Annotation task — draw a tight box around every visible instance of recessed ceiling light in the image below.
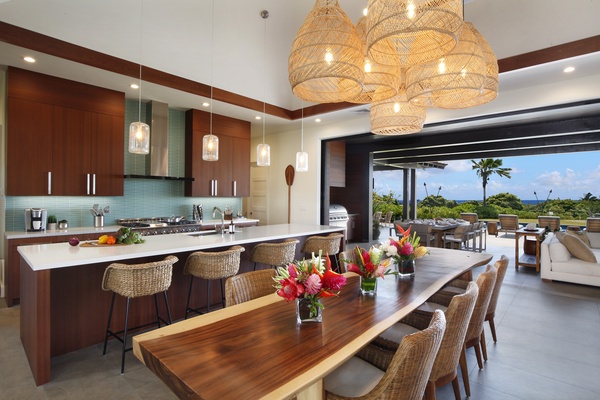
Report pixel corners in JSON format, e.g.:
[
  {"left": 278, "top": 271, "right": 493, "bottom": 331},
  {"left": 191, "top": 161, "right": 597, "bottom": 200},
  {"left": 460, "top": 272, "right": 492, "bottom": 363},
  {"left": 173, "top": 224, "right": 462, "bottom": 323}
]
[
  {"left": 563, "top": 66, "right": 575, "bottom": 73},
  {"left": 202, "top": 102, "right": 210, "bottom": 107},
  {"left": 130, "top": 83, "right": 139, "bottom": 89},
  {"left": 315, "top": 118, "right": 321, "bottom": 123},
  {"left": 23, "top": 56, "right": 36, "bottom": 63},
  {"left": 255, "top": 116, "right": 261, "bottom": 120}
]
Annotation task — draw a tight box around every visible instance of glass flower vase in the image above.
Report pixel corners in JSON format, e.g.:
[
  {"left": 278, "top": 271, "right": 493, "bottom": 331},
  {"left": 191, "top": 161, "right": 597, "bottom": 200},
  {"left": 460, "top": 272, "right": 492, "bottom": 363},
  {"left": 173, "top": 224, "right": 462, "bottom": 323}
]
[
  {"left": 296, "top": 297, "right": 322, "bottom": 323},
  {"left": 397, "top": 259, "right": 415, "bottom": 278},
  {"left": 360, "top": 276, "right": 377, "bottom": 295}
]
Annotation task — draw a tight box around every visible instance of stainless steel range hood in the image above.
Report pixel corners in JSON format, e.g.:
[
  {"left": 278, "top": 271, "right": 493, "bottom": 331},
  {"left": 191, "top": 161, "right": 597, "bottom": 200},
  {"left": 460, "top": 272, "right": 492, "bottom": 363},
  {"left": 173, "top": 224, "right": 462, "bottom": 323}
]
[
  {"left": 147, "top": 100, "right": 169, "bottom": 177},
  {"left": 125, "top": 100, "right": 193, "bottom": 181}
]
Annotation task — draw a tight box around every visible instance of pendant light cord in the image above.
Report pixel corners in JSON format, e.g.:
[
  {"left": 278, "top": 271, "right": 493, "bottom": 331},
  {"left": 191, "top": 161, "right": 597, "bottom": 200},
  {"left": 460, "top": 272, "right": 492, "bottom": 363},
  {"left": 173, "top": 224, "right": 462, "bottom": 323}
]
[
  {"left": 262, "top": 11, "right": 267, "bottom": 145},
  {"left": 209, "top": 0, "right": 215, "bottom": 138},
  {"left": 138, "top": 0, "right": 144, "bottom": 122},
  {"left": 301, "top": 101, "right": 304, "bottom": 152}
]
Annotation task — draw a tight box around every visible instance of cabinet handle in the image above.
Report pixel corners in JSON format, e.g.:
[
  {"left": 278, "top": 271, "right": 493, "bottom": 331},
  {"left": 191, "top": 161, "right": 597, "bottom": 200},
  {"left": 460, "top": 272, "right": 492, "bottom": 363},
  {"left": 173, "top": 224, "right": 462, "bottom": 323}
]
[
  {"left": 86, "top": 174, "right": 90, "bottom": 195},
  {"left": 214, "top": 180, "right": 218, "bottom": 196},
  {"left": 233, "top": 181, "right": 237, "bottom": 197},
  {"left": 48, "top": 172, "right": 52, "bottom": 195},
  {"left": 210, "top": 180, "right": 214, "bottom": 196},
  {"left": 92, "top": 174, "right": 96, "bottom": 195}
]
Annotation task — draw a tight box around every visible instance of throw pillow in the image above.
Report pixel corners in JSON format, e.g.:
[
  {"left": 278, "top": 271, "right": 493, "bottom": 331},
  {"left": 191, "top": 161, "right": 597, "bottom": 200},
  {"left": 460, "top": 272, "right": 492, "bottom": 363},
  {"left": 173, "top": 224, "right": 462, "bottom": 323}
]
[
  {"left": 549, "top": 240, "right": 571, "bottom": 262},
  {"left": 555, "top": 232, "right": 597, "bottom": 263},
  {"left": 565, "top": 230, "right": 591, "bottom": 248}
]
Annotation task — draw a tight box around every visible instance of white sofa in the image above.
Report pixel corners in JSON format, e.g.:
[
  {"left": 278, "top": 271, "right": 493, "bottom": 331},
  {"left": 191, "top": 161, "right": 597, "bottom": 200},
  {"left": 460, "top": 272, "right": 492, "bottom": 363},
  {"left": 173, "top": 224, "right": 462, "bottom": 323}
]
[{"left": 541, "top": 232, "right": 600, "bottom": 286}]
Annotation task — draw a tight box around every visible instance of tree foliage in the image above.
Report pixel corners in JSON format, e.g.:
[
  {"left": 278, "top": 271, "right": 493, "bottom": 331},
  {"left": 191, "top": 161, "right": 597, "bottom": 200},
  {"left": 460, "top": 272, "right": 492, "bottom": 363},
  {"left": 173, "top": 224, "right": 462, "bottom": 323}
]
[{"left": 471, "top": 159, "right": 512, "bottom": 206}]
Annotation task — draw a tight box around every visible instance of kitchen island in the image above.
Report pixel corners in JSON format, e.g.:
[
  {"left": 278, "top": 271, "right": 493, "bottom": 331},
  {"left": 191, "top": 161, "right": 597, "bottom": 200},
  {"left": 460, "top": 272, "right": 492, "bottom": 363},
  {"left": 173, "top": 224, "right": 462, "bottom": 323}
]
[{"left": 17, "top": 223, "right": 345, "bottom": 386}]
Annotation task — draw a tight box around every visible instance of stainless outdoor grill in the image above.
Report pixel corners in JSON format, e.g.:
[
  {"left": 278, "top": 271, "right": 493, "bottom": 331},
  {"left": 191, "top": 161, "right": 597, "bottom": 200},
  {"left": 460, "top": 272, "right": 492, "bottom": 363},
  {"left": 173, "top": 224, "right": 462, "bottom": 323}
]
[{"left": 328, "top": 204, "right": 349, "bottom": 229}]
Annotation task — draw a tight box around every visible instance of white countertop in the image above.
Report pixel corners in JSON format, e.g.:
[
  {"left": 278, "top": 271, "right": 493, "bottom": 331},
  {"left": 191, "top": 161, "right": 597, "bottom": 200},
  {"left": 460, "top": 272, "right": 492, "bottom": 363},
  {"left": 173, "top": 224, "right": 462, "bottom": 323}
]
[
  {"left": 17, "top": 223, "right": 343, "bottom": 271},
  {"left": 4, "top": 219, "right": 259, "bottom": 240}
]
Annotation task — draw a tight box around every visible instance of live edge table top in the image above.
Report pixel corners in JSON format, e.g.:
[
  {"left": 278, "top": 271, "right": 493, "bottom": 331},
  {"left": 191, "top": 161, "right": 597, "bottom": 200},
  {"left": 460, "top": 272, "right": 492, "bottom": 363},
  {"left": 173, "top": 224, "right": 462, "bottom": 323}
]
[{"left": 133, "top": 248, "right": 493, "bottom": 400}]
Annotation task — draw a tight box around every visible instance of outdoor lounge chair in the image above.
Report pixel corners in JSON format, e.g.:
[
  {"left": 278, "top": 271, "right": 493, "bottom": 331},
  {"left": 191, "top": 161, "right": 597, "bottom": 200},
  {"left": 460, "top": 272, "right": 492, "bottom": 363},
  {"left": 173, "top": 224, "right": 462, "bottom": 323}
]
[
  {"left": 498, "top": 214, "right": 521, "bottom": 235},
  {"left": 538, "top": 216, "right": 561, "bottom": 232}
]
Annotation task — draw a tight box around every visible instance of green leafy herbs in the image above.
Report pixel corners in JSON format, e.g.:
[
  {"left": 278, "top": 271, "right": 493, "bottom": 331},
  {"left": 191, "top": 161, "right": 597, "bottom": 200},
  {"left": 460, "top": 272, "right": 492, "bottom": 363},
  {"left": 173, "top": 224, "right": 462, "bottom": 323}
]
[{"left": 115, "top": 227, "right": 145, "bottom": 244}]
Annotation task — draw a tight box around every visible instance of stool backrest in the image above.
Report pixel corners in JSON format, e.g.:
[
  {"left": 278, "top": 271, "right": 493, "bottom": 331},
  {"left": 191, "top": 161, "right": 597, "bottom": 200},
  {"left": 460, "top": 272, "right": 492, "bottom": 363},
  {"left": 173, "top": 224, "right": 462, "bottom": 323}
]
[
  {"left": 250, "top": 239, "right": 299, "bottom": 266},
  {"left": 184, "top": 246, "right": 245, "bottom": 280},
  {"left": 301, "top": 233, "right": 344, "bottom": 256},
  {"left": 102, "top": 255, "right": 178, "bottom": 298}
]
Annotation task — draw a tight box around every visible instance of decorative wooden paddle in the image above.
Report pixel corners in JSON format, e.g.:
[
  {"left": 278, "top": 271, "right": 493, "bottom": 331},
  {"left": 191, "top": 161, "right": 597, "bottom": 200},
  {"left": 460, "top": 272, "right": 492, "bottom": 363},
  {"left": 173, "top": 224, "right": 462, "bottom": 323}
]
[{"left": 285, "top": 165, "right": 295, "bottom": 223}]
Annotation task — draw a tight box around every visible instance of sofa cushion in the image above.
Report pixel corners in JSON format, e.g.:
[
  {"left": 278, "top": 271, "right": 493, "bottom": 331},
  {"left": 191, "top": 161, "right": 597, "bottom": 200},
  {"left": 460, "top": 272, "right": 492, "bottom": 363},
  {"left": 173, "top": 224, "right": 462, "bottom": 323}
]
[
  {"left": 549, "top": 240, "right": 571, "bottom": 262},
  {"left": 556, "top": 232, "right": 598, "bottom": 263},
  {"left": 587, "top": 232, "right": 600, "bottom": 249},
  {"left": 566, "top": 230, "right": 591, "bottom": 247}
]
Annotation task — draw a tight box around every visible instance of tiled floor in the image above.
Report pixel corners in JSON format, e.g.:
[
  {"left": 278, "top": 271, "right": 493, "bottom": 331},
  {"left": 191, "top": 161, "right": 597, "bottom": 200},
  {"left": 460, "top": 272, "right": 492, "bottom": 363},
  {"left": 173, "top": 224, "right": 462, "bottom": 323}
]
[{"left": 2, "top": 231, "right": 600, "bottom": 399}]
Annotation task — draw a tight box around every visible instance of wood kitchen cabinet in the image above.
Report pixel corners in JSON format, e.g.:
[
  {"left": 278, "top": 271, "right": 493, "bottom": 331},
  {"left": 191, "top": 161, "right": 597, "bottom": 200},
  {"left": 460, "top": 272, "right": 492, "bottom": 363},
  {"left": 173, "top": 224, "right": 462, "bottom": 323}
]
[
  {"left": 185, "top": 109, "right": 250, "bottom": 197},
  {"left": 6, "top": 67, "right": 124, "bottom": 196}
]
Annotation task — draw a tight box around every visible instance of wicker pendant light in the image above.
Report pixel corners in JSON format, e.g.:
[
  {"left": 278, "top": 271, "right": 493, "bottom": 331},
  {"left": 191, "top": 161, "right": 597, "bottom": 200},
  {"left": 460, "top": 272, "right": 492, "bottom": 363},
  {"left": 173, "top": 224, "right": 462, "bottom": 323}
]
[
  {"left": 288, "top": 0, "right": 364, "bottom": 103},
  {"left": 370, "top": 85, "right": 426, "bottom": 135},
  {"left": 349, "top": 15, "right": 401, "bottom": 104},
  {"left": 366, "top": 0, "right": 463, "bottom": 68},
  {"left": 459, "top": 23, "right": 499, "bottom": 108},
  {"left": 406, "top": 21, "right": 485, "bottom": 109}
]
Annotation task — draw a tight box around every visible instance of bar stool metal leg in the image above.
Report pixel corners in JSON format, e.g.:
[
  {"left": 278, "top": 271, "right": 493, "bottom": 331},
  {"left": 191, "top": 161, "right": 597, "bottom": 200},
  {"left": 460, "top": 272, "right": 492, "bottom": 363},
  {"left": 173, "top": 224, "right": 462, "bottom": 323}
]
[
  {"left": 103, "top": 292, "right": 117, "bottom": 356},
  {"left": 121, "top": 297, "right": 131, "bottom": 374}
]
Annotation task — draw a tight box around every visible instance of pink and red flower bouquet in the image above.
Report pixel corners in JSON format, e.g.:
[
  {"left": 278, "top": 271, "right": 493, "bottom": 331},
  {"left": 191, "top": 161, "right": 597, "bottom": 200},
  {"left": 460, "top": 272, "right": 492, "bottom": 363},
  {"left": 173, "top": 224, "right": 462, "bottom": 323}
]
[
  {"left": 274, "top": 251, "right": 347, "bottom": 318},
  {"left": 344, "top": 245, "right": 394, "bottom": 279}
]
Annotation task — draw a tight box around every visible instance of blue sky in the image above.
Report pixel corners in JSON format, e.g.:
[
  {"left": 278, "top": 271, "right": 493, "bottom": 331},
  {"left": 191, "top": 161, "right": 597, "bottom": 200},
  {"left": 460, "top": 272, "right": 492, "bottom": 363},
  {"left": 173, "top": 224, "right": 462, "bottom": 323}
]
[{"left": 373, "top": 151, "right": 600, "bottom": 202}]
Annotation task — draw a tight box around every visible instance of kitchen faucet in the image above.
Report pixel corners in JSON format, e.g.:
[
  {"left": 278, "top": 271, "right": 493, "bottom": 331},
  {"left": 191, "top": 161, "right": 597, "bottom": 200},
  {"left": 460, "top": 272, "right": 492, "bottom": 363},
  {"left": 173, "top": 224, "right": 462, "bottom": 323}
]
[{"left": 212, "top": 206, "right": 225, "bottom": 234}]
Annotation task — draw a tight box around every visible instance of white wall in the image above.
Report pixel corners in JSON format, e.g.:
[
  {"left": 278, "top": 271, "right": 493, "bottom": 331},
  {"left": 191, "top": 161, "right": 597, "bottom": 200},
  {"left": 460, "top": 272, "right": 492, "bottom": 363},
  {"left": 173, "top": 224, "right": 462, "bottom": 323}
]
[{"left": 251, "top": 114, "right": 370, "bottom": 226}]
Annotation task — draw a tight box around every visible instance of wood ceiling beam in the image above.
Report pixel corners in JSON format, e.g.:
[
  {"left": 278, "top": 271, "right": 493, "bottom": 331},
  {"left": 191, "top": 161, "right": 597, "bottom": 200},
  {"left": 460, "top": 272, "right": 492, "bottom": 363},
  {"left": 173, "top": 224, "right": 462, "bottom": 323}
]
[{"left": 1, "top": 21, "right": 598, "bottom": 119}]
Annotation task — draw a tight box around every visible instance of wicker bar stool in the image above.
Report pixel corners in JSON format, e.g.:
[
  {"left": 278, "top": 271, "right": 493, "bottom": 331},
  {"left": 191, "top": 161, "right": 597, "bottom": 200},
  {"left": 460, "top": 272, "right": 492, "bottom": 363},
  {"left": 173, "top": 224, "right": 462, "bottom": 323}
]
[
  {"left": 225, "top": 269, "right": 276, "bottom": 307},
  {"left": 300, "top": 233, "right": 344, "bottom": 271},
  {"left": 249, "top": 239, "right": 299, "bottom": 271},
  {"left": 101, "top": 255, "right": 178, "bottom": 374},
  {"left": 184, "top": 245, "right": 245, "bottom": 317}
]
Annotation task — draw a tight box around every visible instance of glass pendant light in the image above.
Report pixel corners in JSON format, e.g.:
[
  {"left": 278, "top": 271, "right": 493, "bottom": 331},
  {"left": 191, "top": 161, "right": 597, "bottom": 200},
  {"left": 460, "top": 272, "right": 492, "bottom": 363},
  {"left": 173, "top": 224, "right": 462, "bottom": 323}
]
[
  {"left": 256, "top": 10, "right": 270, "bottom": 167},
  {"left": 128, "top": 1, "right": 149, "bottom": 155},
  {"left": 296, "top": 105, "right": 308, "bottom": 172},
  {"left": 202, "top": 0, "right": 219, "bottom": 161}
]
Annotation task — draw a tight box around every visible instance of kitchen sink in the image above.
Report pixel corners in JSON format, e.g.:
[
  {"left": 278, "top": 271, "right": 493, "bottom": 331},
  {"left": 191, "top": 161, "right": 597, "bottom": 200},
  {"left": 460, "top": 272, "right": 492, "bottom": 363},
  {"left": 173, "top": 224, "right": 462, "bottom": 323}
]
[{"left": 187, "top": 230, "right": 219, "bottom": 236}]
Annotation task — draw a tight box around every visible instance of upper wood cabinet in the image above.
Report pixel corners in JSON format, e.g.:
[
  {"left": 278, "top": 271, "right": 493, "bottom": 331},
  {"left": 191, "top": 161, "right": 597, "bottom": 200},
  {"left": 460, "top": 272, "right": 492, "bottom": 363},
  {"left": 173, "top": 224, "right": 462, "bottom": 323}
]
[
  {"left": 6, "top": 67, "right": 125, "bottom": 196},
  {"left": 327, "top": 141, "right": 346, "bottom": 188},
  {"left": 185, "top": 109, "right": 251, "bottom": 197}
]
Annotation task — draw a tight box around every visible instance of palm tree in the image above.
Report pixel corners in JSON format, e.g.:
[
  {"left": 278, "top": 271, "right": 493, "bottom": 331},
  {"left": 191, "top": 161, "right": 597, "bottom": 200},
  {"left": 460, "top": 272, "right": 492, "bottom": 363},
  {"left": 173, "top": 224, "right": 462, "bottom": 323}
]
[{"left": 471, "top": 159, "right": 512, "bottom": 206}]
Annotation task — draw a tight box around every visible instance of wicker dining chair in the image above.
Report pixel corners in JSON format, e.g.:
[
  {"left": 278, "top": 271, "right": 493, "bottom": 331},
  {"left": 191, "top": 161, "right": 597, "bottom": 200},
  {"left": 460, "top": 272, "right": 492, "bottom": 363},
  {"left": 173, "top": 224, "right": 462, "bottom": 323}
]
[
  {"left": 418, "top": 266, "right": 497, "bottom": 396},
  {"left": 101, "top": 255, "right": 178, "bottom": 374},
  {"left": 249, "top": 239, "right": 299, "bottom": 271},
  {"left": 375, "top": 282, "right": 479, "bottom": 400},
  {"left": 225, "top": 269, "right": 276, "bottom": 307},
  {"left": 301, "top": 233, "right": 345, "bottom": 271},
  {"left": 434, "top": 255, "right": 509, "bottom": 345},
  {"left": 184, "top": 245, "right": 245, "bottom": 316},
  {"left": 324, "top": 310, "right": 446, "bottom": 400}
]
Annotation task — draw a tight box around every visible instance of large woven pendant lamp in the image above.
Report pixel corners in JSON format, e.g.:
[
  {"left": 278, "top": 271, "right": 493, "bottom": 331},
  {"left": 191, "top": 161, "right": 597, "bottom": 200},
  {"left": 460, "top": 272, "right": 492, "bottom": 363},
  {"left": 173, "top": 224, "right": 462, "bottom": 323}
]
[
  {"left": 203, "top": 0, "right": 219, "bottom": 161},
  {"left": 349, "top": 15, "right": 401, "bottom": 104},
  {"left": 366, "top": 0, "right": 463, "bottom": 68},
  {"left": 370, "top": 85, "right": 426, "bottom": 135},
  {"left": 128, "top": 0, "right": 150, "bottom": 154},
  {"left": 406, "top": 21, "right": 485, "bottom": 109},
  {"left": 458, "top": 23, "right": 498, "bottom": 108},
  {"left": 288, "top": 0, "right": 364, "bottom": 103}
]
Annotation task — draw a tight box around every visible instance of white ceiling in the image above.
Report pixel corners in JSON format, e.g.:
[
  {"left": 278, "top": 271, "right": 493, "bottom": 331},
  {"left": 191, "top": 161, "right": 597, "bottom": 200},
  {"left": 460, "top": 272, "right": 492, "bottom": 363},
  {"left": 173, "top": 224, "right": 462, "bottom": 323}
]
[{"left": 1, "top": 0, "right": 600, "bottom": 136}]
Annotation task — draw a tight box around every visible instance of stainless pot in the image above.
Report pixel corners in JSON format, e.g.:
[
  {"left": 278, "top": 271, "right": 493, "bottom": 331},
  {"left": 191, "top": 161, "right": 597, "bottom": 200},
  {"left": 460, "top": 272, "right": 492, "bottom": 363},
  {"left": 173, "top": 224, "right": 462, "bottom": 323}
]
[{"left": 58, "top": 220, "right": 68, "bottom": 229}]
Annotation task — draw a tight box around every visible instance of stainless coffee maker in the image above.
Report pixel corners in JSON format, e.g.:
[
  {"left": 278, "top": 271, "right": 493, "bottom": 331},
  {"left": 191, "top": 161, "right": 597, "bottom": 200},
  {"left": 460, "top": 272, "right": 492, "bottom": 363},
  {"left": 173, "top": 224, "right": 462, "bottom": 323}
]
[{"left": 25, "top": 208, "right": 47, "bottom": 232}]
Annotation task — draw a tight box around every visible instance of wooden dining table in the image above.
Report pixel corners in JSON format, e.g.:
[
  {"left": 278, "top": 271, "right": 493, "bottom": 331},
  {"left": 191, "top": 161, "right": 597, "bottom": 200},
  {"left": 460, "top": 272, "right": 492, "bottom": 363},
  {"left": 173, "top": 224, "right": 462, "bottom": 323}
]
[{"left": 133, "top": 248, "right": 492, "bottom": 400}]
